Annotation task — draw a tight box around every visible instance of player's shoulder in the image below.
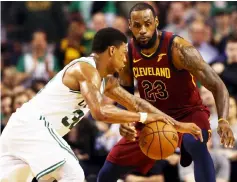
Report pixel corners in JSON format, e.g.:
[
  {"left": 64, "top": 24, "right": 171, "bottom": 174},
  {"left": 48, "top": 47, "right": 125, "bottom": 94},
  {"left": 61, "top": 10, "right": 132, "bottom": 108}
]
[
  {"left": 171, "top": 35, "right": 193, "bottom": 51},
  {"left": 71, "top": 56, "right": 95, "bottom": 65},
  {"left": 67, "top": 57, "right": 99, "bottom": 82}
]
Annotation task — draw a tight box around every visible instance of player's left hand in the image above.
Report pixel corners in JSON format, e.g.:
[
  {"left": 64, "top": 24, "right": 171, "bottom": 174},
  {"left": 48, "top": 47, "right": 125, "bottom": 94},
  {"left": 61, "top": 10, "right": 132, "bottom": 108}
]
[
  {"left": 119, "top": 123, "right": 137, "bottom": 141},
  {"left": 217, "top": 120, "right": 235, "bottom": 148}
]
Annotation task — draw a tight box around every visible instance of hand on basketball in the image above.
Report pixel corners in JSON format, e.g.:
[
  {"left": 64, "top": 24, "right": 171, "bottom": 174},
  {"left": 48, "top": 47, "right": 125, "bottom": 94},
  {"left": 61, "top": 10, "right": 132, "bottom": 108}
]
[
  {"left": 177, "top": 123, "right": 203, "bottom": 142},
  {"left": 119, "top": 123, "right": 137, "bottom": 141},
  {"left": 145, "top": 114, "right": 174, "bottom": 125},
  {"left": 217, "top": 121, "right": 235, "bottom": 148}
]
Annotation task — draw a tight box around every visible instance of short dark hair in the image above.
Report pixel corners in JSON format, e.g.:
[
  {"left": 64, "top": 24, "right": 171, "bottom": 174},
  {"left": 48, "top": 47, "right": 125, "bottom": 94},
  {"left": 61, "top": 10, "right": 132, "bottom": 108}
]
[
  {"left": 226, "top": 33, "right": 237, "bottom": 43},
  {"left": 92, "top": 27, "right": 127, "bottom": 53},
  {"left": 32, "top": 30, "right": 47, "bottom": 41},
  {"left": 129, "top": 3, "right": 156, "bottom": 19}
]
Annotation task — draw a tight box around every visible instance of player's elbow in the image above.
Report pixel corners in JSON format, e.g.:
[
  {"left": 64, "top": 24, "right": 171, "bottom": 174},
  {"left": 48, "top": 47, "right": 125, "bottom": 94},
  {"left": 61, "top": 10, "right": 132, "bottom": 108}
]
[{"left": 90, "top": 107, "right": 106, "bottom": 121}]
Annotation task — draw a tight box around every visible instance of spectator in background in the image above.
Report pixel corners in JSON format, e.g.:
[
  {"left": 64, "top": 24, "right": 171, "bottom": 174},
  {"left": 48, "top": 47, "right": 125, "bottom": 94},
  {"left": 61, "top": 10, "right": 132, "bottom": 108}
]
[
  {"left": 184, "top": 2, "right": 212, "bottom": 25},
  {"left": 213, "top": 9, "right": 232, "bottom": 46},
  {"left": 217, "top": 7, "right": 237, "bottom": 55},
  {"left": 77, "top": 12, "right": 108, "bottom": 57},
  {"left": 1, "top": 67, "right": 26, "bottom": 97},
  {"left": 188, "top": 20, "right": 218, "bottom": 64},
  {"left": 1, "top": 95, "right": 13, "bottom": 127},
  {"left": 16, "top": 31, "right": 60, "bottom": 86},
  {"left": 1, "top": 41, "right": 23, "bottom": 67},
  {"left": 179, "top": 139, "right": 230, "bottom": 182},
  {"left": 91, "top": 12, "right": 107, "bottom": 32},
  {"left": 55, "top": 19, "right": 86, "bottom": 68},
  {"left": 164, "top": 2, "right": 189, "bottom": 40},
  {"left": 212, "top": 34, "right": 237, "bottom": 99},
  {"left": 12, "top": 92, "right": 29, "bottom": 112},
  {"left": 91, "top": 1, "right": 117, "bottom": 27},
  {"left": 112, "top": 16, "right": 128, "bottom": 36},
  {"left": 31, "top": 79, "right": 47, "bottom": 93},
  {"left": 231, "top": 8, "right": 237, "bottom": 35},
  {"left": 6, "top": 1, "right": 67, "bottom": 43},
  {"left": 24, "top": 88, "right": 36, "bottom": 100},
  {"left": 195, "top": 2, "right": 212, "bottom": 22},
  {"left": 2, "top": 67, "right": 19, "bottom": 91},
  {"left": 68, "top": 1, "right": 94, "bottom": 27}
]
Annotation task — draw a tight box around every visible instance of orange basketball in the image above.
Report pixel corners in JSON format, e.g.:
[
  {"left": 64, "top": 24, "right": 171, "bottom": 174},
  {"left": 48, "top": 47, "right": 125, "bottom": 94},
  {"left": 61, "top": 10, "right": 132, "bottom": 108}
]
[{"left": 139, "top": 121, "right": 179, "bottom": 160}]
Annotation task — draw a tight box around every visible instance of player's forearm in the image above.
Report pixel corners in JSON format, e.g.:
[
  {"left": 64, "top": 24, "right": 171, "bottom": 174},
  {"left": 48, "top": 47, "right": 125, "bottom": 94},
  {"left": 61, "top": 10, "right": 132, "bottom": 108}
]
[
  {"left": 211, "top": 82, "right": 229, "bottom": 120},
  {"left": 99, "top": 104, "right": 140, "bottom": 123},
  {"left": 105, "top": 86, "right": 178, "bottom": 127},
  {"left": 97, "top": 105, "right": 156, "bottom": 124}
]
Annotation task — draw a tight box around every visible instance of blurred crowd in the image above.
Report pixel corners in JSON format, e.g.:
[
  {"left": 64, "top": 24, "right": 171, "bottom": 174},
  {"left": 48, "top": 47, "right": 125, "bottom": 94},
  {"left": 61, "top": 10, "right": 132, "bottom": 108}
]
[{"left": 1, "top": 1, "right": 237, "bottom": 182}]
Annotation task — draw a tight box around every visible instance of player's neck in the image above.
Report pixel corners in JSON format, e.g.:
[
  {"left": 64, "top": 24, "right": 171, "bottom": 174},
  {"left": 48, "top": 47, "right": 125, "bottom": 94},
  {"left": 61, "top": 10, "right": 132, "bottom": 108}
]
[
  {"left": 90, "top": 53, "right": 109, "bottom": 78},
  {"left": 141, "top": 31, "right": 161, "bottom": 55}
]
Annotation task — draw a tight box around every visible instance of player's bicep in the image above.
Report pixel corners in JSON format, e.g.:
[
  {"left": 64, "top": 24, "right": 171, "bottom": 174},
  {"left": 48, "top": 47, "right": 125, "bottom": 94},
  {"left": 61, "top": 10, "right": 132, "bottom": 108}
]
[
  {"left": 75, "top": 63, "right": 104, "bottom": 119},
  {"left": 79, "top": 80, "right": 104, "bottom": 118},
  {"left": 172, "top": 37, "right": 222, "bottom": 91}
]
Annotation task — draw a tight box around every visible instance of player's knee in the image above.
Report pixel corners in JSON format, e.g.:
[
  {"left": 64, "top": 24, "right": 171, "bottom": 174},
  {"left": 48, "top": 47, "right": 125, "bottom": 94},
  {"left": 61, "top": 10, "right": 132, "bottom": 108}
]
[
  {"left": 97, "top": 161, "right": 120, "bottom": 182},
  {"left": 183, "top": 133, "right": 208, "bottom": 156},
  {"left": 97, "top": 164, "right": 112, "bottom": 182}
]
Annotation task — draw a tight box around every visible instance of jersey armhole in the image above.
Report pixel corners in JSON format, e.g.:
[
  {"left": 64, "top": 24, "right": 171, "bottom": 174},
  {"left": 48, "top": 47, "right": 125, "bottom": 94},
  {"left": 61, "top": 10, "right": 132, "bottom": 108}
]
[{"left": 168, "top": 35, "right": 183, "bottom": 72}]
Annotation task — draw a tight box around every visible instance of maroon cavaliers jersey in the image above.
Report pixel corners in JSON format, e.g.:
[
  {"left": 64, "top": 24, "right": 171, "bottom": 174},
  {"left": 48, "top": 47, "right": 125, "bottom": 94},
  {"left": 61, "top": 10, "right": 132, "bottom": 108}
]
[{"left": 129, "top": 31, "right": 209, "bottom": 119}]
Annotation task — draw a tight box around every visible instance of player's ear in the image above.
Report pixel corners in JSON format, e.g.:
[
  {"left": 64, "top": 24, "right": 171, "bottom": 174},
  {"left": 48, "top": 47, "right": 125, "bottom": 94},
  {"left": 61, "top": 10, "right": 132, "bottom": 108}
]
[
  {"left": 155, "top": 16, "right": 159, "bottom": 28},
  {"left": 109, "top": 46, "right": 115, "bottom": 57}
]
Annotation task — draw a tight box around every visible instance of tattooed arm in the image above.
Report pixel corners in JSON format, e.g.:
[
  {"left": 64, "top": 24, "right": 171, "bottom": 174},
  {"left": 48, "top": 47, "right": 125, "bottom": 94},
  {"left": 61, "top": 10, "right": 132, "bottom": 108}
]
[
  {"left": 104, "top": 76, "right": 174, "bottom": 120},
  {"left": 171, "top": 37, "right": 229, "bottom": 120},
  {"left": 104, "top": 76, "right": 203, "bottom": 140},
  {"left": 172, "top": 37, "right": 235, "bottom": 147}
]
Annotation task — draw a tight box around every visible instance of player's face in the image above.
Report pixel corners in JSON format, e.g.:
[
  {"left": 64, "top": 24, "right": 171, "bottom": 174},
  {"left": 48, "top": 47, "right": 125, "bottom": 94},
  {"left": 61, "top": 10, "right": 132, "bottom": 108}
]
[
  {"left": 129, "top": 9, "right": 157, "bottom": 45},
  {"left": 111, "top": 43, "right": 127, "bottom": 73}
]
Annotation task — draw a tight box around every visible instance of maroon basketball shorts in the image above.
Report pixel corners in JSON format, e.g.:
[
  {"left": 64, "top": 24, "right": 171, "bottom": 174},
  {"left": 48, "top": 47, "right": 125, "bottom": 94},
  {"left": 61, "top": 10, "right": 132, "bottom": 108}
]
[{"left": 106, "top": 109, "right": 211, "bottom": 174}]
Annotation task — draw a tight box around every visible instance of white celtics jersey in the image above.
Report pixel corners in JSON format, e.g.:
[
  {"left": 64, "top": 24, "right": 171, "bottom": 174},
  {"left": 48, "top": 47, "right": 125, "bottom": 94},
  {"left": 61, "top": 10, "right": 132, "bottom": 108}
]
[{"left": 14, "top": 57, "right": 105, "bottom": 136}]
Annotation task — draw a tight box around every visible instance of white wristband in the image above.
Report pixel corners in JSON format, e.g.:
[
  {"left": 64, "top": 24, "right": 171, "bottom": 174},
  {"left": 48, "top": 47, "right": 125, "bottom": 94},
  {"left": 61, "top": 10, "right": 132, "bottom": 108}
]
[{"left": 139, "top": 112, "right": 148, "bottom": 123}]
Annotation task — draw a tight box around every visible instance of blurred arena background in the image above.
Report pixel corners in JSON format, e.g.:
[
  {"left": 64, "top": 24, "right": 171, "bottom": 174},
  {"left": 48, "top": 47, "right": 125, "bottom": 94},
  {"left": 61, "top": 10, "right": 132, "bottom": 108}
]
[{"left": 1, "top": 1, "right": 237, "bottom": 182}]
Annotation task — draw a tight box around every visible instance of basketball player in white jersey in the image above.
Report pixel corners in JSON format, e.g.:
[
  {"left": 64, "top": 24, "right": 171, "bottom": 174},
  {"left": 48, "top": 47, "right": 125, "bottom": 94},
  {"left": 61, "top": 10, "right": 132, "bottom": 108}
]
[{"left": 0, "top": 28, "right": 202, "bottom": 182}]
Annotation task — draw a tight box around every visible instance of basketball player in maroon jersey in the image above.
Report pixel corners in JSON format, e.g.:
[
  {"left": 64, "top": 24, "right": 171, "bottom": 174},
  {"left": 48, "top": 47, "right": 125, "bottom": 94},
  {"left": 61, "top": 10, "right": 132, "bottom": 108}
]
[{"left": 97, "top": 3, "right": 235, "bottom": 182}]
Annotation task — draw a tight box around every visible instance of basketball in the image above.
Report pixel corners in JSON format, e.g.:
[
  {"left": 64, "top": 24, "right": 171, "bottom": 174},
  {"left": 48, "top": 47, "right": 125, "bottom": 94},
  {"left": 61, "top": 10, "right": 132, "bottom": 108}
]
[{"left": 139, "top": 121, "right": 179, "bottom": 160}]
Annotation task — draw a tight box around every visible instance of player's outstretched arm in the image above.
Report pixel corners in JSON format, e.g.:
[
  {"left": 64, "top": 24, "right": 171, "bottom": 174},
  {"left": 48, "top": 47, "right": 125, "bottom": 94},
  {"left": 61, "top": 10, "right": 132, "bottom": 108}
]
[
  {"left": 104, "top": 76, "right": 203, "bottom": 141},
  {"left": 67, "top": 62, "right": 166, "bottom": 124},
  {"left": 171, "top": 36, "right": 235, "bottom": 148}
]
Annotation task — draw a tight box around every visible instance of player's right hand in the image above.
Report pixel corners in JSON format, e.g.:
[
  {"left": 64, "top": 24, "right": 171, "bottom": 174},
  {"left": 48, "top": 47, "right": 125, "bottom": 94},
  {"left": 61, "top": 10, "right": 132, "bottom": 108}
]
[
  {"left": 177, "top": 122, "right": 203, "bottom": 142},
  {"left": 119, "top": 123, "right": 137, "bottom": 141},
  {"left": 145, "top": 114, "right": 174, "bottom": 125}
]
